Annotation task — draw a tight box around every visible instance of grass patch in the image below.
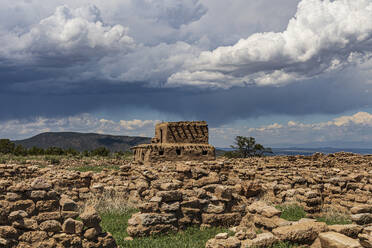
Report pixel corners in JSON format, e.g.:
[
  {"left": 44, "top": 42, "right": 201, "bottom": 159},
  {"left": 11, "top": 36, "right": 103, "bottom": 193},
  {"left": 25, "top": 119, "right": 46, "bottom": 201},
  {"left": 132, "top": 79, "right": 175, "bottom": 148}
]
[
  {"left": 44, "top": 156, "right": 61, "bottom": 165},
  {"left": 270, "top": 242, "right": 299, "bottom": 248},
  {"left": 249, "top": 241, "right": 299, "bottom": 248},
  {"left": 316, "top": 212, "right": 352, "bottom": 225},
  {"left": 255, "top": 228, "right": 263, "bottom": 234},
  {"left": 0, "top": 154, "right": 39, "bottom": 163},
  {"left": 69, "top": 164, "right": 120, "bottom": 172},
  {"left": 275, "top": 204, "right": 306, "bottom": 221},
  {"left": 100, "top": 209, "right": 231, "bottom": 248}
]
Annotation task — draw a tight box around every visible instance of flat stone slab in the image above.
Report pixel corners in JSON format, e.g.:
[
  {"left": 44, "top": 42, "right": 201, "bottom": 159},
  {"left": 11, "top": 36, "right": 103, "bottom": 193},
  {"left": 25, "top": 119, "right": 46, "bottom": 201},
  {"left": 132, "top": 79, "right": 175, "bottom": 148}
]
[{"left": 319, "top": 231, "right": 362, "bottom": 248}]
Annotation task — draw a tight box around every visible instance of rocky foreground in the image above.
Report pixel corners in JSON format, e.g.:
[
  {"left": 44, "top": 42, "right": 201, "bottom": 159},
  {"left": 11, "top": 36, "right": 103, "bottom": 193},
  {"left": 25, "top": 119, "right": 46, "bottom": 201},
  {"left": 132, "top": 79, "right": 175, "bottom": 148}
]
[{"left": 0, "top": 152, "right": 371, "bottom": 247}]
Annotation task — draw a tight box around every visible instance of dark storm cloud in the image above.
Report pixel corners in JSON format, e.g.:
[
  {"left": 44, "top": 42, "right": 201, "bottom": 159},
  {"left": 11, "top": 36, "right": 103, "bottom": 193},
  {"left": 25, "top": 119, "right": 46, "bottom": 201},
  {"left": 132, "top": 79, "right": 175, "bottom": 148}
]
[{"left": 1, "top": 70, "right": 371, "bottom": 127}]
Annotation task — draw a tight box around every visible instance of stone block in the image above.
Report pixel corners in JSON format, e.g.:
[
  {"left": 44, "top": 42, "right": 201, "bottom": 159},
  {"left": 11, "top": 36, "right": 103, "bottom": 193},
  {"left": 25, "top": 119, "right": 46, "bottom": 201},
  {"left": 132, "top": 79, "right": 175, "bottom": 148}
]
[
  {"left": 319, "top": 231, "right": 362, "bottom": 248},
  {"left": 272, "top": 222, "right": 328, "bottom": 244},
  {"left": 39, "top": 220, "right": 62, "bottom": 233}
]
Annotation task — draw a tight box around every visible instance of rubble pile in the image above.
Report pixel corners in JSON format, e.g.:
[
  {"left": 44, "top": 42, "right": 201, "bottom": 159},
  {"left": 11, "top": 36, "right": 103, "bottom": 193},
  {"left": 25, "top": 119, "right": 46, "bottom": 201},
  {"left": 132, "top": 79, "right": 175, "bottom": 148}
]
[{"left": 206, "top": 201, "right": 372, "bottom": 248}]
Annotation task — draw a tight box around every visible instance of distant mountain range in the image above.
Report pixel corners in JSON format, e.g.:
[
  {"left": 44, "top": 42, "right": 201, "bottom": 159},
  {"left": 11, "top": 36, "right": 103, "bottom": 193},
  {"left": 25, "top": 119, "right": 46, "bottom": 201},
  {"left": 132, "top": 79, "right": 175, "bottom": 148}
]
[
  {"left": 13, "top": 132, "right": 151, "bottom": 152},
  {"left": 271, "top": 147, "right": 372, "bottom": 155},
  {"left": 12, "top": 132, "right": 372, "bottom": 155},
  {"left": 216, "top": 147, "right": 372, "bottom": 156}
]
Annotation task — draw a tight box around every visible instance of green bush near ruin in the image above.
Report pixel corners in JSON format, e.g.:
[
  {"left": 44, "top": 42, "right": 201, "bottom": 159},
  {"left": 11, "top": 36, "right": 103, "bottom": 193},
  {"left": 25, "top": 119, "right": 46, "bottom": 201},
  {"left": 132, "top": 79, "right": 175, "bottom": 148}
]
[
  {"left": 275, "top": 204, "right": 307, "bottom": 221},
  {"left": 69, "top": 164, "right": 121, "bottom": 173},
  {"left": 270, "top": 242, "right": 299, "bottom": 248},
  {"left": 225, "top": 136, "right": 273, "bottom": 158},
  {"left": 316, "top": 212, "right": 352, "bottom": 225}
]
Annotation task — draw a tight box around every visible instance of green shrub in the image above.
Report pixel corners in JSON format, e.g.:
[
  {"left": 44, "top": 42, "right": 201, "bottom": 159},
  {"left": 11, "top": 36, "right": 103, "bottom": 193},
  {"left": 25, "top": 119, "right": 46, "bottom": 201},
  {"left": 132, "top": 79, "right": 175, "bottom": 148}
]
[
  {"left": 50, "top": 157, "right": 60, "bottom": 165},
  {"left": 255, "top": 228, "right": 263, "bottom": 234},
  {"left": 113, "top": 151, "right": 133, "bottom": 160},
  {"left": 223, "top": 151, "right": 240, "bottom": 158},
  {"left": 0, "top": 157, "right": 7, "bottom": 163},
  {"left": 13, "top": 145, "right": 28, "bottom": 156},
  {"left": 0, "top": 139, "right": 15, "bottom": 154},
  {"left": 45, "top": 147, "right": 65, "bottom": 155},
  {"left": 229, "top": 136, "right": 273, "bottom": 158},
  {"left": 65, "top": 147, "right": 79, "bottom": 156},
  {"left": 91, "top": 147, "right": 110, "bottom": 157},
  {"left": 28, "top": 146, "right": 45, "bottom": 155},
  {"left": 83, "top": 150, "right": 91, "bottom": 157},
  {"left": 44, "top": 156, "right": 60, "bottom": 165},
  {"left": 316, "top": 212, "right": 352, "bottom": 225},
  {"left": 275, "top": 204, "right": 306, "bottom": 221},
  {"left": 271, "top": 242, "right": 299, "bottom": 248},
  {"left": 69, "top": 164, "right": 120, "bottom": 173},
  {"left": 249, "top": 241, "right": 299, "bottom": 248}
]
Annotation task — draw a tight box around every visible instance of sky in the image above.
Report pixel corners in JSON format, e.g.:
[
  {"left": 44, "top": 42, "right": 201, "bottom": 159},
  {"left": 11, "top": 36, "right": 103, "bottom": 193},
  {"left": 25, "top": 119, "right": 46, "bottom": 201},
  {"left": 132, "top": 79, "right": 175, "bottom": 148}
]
[{"left": 1, "top": 0, "right": 372, "bottom": 148}]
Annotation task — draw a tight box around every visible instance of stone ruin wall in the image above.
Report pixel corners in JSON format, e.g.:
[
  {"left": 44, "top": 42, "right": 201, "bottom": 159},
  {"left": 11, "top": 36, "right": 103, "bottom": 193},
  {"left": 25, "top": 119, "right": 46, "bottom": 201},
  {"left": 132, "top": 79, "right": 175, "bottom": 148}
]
[
  {"left": 153, "top": 121, "right": 209, "bottom": 144},
  {"left": 124, "top": 154, "right": 372, "bottom": 237},
  {"left": 132, "top": 121, "right": 215, "bottom": 163},
  {"left": 0, "top": 166, "right": 116, "bottom": 248},
  {"left": 132, "top": 144, "right": 215, "bottom": 163},
  {"left": 0, "top": 152, "right": 372, "bottom": 246}
]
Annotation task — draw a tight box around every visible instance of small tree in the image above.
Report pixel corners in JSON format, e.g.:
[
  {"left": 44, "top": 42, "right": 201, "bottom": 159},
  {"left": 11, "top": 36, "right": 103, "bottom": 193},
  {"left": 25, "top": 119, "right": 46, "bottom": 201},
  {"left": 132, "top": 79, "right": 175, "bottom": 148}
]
[
  {"left": 13, "top": 145, "right": 27, "bottom": 156},
  {"left": 226, "top": 136, "right": 272, "bottom": 158},
  {"left": 91, "top": 147, "right": 110, "bottom": 157},
  {"left": 65, "top": 147, "right": 79, "bottom": 156},
  {"left": 28, "top": 146, "right": 45, "bottom": 155},
  {"left": 45, "top": 147, "right": 65, "bottom": 155},
  {"left": 82, "top": 150, "right": 91, "bottom": 157},
  {"left": 0, "top": 139, "right": 15, "bottom": 154}
]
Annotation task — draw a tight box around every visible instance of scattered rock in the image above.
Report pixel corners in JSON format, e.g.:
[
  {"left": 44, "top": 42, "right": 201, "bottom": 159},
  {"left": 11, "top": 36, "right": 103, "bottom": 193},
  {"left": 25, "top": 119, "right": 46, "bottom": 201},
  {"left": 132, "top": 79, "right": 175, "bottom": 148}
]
[
  {"left": 328, "top": 224, "right": 363, "bottom": 238},
  {"left": 272, "top": 222, "right": 328, "bottom": 244},
  {"left": 319, "top": 231, "right": 362, "bottom": 248},
  {"left": 242, "top": 232, "right": 278, "bottom": 248},
  {"left": 206, "top": 236, "right": 241, "bottom": 248},
  {"left": 31, "top": 178, "right": 51, "bottom": 190},
  {"left": 39, "top": 220, "right": 62, "bottom": 232},
  {"left": 215, "top": 232, "right": 228, "bottom": 239},
  {"left": 79, "top": 206, "right": 101, "bottom": 228}
]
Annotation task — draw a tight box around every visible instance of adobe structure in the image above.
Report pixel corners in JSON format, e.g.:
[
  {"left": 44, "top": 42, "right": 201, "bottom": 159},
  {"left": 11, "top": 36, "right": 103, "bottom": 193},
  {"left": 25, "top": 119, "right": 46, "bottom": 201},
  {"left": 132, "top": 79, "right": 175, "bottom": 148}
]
[{"left": 131, "top": 121, "right": 216, "bottom": 163}]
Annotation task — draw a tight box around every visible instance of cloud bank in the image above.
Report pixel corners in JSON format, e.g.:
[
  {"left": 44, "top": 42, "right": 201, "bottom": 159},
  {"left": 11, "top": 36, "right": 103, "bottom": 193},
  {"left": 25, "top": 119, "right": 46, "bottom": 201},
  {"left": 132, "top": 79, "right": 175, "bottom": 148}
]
[
  {"left": 4, "top": 111, "right": 372, "bottom": 148},
  {"left": 212, "top": 112, "right": 372, "bottom": 147},
  {"left": 0, "top": 114, "right": 160, "bottom": 140},
  {"left": 1, "top": 0, "right": 371, "bottom": 90},
  {"left": 168, "top": 0, "right": 372, "bottom": 88},
  {"left": 1, "top": 5, "right": 135, "bottom": 64}
]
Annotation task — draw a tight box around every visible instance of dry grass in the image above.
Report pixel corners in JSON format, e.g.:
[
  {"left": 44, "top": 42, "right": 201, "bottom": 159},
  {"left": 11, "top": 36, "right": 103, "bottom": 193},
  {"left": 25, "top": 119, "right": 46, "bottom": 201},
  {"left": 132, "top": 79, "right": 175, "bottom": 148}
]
[
  {"left": 316, "top": 208, "right": 352, "bottom": 225},
  {"left": 81, "top": 191, "right": 134, "bottom": 214}
]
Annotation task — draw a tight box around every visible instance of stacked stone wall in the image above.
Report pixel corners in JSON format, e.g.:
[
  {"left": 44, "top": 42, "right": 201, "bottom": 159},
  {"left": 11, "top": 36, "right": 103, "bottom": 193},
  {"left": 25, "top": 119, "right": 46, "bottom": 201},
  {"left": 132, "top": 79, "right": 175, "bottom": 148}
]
[
  {"left": 132, "top": 144, "right": 215, "bottom": 163},
  {"left": 1, "top": 152, "right": 371, "bottom": 243},
  {"left": 0, "top": 177, "right": 116, "bottom": 248},
  {"left": 0, "top": 164, "right": 93, "bottom": 206},
  {"left": 126, "top": 161, "right": 262, "bottom": 236},
  {"left": 124, "top": 153, "right": 372, "bottom": 237}
]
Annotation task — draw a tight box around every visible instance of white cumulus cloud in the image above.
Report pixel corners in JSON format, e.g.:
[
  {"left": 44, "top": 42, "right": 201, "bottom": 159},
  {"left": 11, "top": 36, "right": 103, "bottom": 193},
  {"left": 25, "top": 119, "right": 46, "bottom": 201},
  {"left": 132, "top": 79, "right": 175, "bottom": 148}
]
[
  {"left": 213, "top": 112, "right": 372, "bottom": 147},
  {"left": 167, "top": 0, "right": 372, "bottom": 88},
  {"left": 0, "top": 5, "right": 135, "bottom": 64}
]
